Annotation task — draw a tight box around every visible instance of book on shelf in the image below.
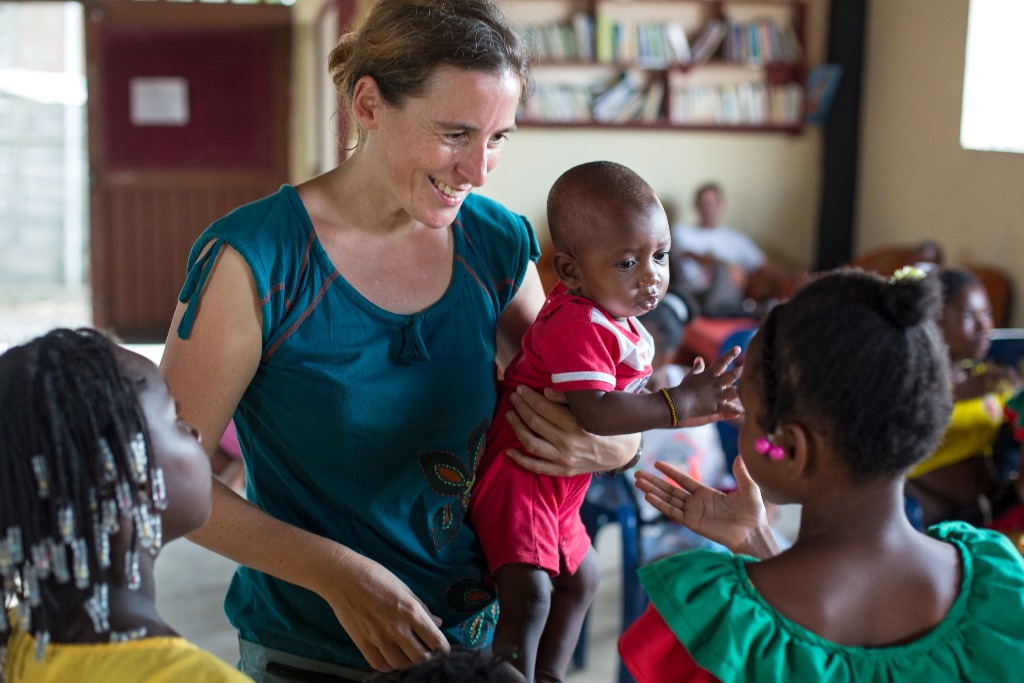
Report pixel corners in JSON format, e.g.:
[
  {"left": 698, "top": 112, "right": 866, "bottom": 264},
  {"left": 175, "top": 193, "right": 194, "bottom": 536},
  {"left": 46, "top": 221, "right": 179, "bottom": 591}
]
[
  {"left": 612, "top": 88, "right": 648, "bottom": 123},
  {"left": 591, "top": 69, "right": 646, "bottom": 122},
  {"left": 804, "top": 63, "right": 842, "bottom": 124},
  {"left": 664, "top": 21, "right": 691, "bottom": 64},
  {"left": 572, "top": 12, "right": 594, "bottom": 61},
  {"left": 690, "top": 18, "right": 726, "bottom": 63},
  {"left": 595, "top": 9, "right": 614, "bottom": 63},
  {"left": 640, "top": 79, "right": 665, "bottom": 122}
]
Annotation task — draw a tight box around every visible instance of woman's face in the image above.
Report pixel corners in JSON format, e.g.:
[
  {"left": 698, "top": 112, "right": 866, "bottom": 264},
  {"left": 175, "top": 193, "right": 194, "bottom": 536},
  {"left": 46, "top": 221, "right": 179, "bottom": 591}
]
[
  {"left": 372, "top": 65, "right": 521, "bottom": 230},
  {"left": 941, "top": 283, "right": 993, "bottom": 362}
]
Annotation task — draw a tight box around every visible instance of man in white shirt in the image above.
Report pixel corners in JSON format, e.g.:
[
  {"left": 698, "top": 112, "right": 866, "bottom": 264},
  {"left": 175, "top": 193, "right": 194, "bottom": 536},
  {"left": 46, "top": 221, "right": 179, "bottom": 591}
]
[{"left": 671, "top": 182, "right": 765, "bottom": 317}]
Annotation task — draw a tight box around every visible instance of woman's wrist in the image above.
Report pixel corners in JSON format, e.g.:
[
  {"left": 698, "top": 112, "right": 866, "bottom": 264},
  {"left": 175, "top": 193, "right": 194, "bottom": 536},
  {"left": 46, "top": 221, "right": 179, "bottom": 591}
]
[{"left": 606, "top": 435, "right": 643, "bottom": 476}]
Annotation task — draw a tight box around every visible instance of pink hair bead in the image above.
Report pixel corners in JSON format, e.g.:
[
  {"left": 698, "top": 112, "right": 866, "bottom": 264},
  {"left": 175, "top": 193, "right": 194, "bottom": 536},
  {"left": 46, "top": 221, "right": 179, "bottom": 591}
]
[{"left": 755, "top": 437, "right": 785, "bottom": 460}]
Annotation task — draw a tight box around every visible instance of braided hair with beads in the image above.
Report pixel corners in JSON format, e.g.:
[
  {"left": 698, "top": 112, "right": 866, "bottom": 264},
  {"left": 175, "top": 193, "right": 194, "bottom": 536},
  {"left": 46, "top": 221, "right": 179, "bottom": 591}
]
[{"left": 0, "top": 328, "right": 167, "bottom": 657}]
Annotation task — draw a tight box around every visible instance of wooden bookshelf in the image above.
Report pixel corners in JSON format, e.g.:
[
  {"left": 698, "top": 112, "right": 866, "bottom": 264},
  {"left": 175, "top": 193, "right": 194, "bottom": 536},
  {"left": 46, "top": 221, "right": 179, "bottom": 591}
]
[{"left": 503, "top": 0, "right": 808, "bottom": 133}]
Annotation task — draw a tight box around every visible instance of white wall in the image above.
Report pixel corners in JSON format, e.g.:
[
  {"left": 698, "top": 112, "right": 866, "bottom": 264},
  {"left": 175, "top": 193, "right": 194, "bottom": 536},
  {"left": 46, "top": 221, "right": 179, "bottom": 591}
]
[
  {"left": 478, "top": 127, "right": 823, "bottom": 269},
  {"left": 858, "top": 0, "right": 1024, "bottom": 324}
]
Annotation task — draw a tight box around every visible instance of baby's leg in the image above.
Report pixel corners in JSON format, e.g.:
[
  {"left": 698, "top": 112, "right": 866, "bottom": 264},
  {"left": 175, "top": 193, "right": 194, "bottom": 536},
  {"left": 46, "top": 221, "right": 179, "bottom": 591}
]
[
  {"left": 492, "top": 562, "right": 553, "bottom": 681},
  {"left": 535, "top": 547, "right": 601, "bottom": 683}
]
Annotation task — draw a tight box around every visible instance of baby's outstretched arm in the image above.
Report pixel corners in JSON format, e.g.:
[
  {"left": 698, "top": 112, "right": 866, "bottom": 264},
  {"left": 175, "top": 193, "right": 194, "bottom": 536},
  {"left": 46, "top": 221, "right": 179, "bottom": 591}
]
[
  {"left": 563, "top": 347, "right": 742, "bottom": 435},
  {"left": 636, "top": 458, "right": 780, "bottom": 559}
]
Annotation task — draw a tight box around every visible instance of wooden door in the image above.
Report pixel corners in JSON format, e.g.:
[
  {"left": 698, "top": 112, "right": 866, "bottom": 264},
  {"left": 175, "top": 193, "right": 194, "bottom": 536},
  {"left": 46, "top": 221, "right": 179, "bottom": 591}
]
[{"left": 85, "top": 0, "right": 290, "bottom": 341}]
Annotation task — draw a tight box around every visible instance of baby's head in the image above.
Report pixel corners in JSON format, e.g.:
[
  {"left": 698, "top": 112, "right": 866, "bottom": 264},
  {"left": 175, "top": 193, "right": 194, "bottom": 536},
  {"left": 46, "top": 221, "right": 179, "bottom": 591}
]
[
  {"left": 547, "top": 161, "right": 671, "bottom": 319},
  {"left": 739, "top": 269, "right": 952, "bottom": 487},
  {"left": 936, "top": 266, "right": 993, "bottom": 363},
  {"left": 0, "top": 328, "right": 210, "bottom": 648}
]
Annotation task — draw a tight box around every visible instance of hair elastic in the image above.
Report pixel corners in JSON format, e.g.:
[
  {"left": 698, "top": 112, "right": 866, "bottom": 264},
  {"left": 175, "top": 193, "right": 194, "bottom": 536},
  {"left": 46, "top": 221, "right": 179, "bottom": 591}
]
[
  {"left": 659, "top": 388, "right": 679, "bottom": 427},
  {"left": 755, "top": 436, "right": 785, "bottom": 461}
]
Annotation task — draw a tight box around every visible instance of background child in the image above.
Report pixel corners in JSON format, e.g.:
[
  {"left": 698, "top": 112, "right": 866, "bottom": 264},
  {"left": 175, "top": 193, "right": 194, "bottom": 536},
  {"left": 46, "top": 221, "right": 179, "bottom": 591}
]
[
  {"left": 469, "top": 161, "right": 741, "bottom": 683},
  {"left": 0, "top": 328, "right": 250, "bottom": 682},
  {"left": 620, "top": 268, "right": 1024, "bottom": 681},
  {"left": 906, "top": 266, "right": 1023, "bottom": 527}
]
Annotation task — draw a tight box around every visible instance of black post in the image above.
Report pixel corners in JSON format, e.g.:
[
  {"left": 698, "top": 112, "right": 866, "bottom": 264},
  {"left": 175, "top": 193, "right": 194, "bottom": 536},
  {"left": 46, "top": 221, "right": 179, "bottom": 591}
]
[{"left": 815, "top": 0, "right": 868, "bottom": 270}]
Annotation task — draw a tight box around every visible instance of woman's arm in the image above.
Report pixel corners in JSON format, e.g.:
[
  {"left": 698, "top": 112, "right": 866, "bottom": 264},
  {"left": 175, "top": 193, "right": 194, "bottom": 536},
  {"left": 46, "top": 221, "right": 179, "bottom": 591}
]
[
  {"left": 636, "top": 458, "right": 780, "bottom": 559},
  {"left": 495, "top": 263, "right": 641, "bottom": 476},
  {"left": 160, "top": 245, "right": 448, "bottom": 671}
]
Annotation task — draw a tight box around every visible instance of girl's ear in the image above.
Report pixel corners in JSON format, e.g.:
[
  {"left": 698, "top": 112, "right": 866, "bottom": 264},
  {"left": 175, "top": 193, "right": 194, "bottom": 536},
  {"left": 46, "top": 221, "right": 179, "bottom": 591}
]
[
  {"left": 351, "top": 75, "right": 383, "bottom": 131},
  {"left": 777, "top": 421, "right": 815, "bottom": 480},
  {"left": 552, "top": 251, "right": 581, "bottom": 291}
]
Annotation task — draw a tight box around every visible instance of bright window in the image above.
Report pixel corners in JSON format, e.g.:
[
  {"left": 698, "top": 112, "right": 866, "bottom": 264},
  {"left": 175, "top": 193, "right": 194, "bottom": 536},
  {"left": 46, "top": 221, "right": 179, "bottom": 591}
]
[{"left": 960, "top": 0, "right": 1024, "bottom": 153}]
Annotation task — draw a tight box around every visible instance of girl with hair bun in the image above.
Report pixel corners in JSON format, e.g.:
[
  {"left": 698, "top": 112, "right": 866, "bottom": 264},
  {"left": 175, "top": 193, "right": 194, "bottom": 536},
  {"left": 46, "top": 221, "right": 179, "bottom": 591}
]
[{"left": 618, "top": 268, "right": 1024, "bottom": 682}]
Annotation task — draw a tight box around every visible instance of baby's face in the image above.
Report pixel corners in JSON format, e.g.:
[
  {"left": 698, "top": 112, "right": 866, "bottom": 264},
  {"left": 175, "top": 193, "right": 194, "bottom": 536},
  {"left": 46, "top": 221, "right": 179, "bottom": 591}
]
[{"left": 570, "top": 203, "right": 671, "bottom": 320}]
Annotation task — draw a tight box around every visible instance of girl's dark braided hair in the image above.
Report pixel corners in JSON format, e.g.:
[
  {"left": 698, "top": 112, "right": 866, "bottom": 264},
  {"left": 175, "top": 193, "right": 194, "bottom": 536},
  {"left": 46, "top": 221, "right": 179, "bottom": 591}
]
[
  {"left": 1, "top": 328, "right": 161, "bottom": 652},
  {"left": 755, "top": 269, "right": 952, "bottom": 481}
]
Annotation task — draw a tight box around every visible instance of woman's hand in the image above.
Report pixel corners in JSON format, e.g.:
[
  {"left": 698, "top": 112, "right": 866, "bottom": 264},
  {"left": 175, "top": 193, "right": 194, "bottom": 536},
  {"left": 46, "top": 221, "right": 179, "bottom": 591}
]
[
  {"left": 635, "top": 457, "right": 780, "bottom": 559},
  {"left": 505, "top": 385, "right": 640, "bottom": 476},
  {"left": 320, "top": 549, "right": 449, "bottom": 672}
]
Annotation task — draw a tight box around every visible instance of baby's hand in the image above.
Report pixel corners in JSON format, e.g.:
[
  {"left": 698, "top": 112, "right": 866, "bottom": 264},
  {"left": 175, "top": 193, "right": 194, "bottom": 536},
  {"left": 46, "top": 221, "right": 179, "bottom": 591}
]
[{"left": 667, "top": 347, "right": 742, "bottom": 427}]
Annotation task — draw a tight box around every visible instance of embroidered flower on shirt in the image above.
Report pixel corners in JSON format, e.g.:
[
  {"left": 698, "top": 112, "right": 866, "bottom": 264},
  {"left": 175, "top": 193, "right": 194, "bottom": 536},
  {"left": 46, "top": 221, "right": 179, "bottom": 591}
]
[{"left": 418, "top": 418, "right": 488, "bottom": 551}]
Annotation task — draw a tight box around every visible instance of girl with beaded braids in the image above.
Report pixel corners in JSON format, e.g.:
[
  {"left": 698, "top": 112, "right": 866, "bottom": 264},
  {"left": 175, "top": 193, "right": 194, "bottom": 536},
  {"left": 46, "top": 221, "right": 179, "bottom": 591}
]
[
  {"left": 0, "top": 328, "right": 248, "bottom": 681},
  {"left": 618, "top": 269, "right": 1024, "bottom": 682}
]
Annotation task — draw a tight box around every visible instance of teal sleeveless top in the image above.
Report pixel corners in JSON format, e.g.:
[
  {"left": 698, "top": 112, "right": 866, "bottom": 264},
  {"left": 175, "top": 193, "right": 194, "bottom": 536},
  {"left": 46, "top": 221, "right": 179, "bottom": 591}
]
[
  {"left": 176, "top": 186, "right": 540, "bottom": 668},
  {"left": 639, "top": 522, "right": 1024, "bottom": 682}
]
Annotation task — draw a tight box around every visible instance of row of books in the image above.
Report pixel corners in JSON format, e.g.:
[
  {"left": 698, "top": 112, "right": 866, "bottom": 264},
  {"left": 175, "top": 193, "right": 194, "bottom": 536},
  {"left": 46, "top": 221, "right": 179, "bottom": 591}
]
[
  {"left": 519, "top": 13, "right": 594, "bottom": 62},
  {"left": 518, "top": 15, "right": 801, "bottom": 67},
  {"left": 594, "top": 15, "right": 691, "bottom": 66},
  {"left": 666, "top": 80, "right": 804, "bottom": 126},
  {"left": 721, "top": 18, "right": 803, "bottom": 64},
  {"left": 519, "top": 70, "right": 666, "bottom": 124},
  {"left": 521, "top": 70, "right": 804, "bottom": 127}
]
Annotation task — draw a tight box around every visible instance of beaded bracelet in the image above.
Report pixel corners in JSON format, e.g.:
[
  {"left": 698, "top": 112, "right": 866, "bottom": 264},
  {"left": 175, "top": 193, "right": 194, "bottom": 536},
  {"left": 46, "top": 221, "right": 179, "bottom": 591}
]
[{"left": 660, "top": 388, "right": 679, "bottom": 427}]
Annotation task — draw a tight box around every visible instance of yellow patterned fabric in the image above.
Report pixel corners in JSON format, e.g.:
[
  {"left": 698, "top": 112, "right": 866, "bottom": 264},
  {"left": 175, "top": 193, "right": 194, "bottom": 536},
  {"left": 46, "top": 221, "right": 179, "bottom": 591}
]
[
  {"left": 908, "top": 389, "right": 1011, "bottom": 478},
  {"left": 3, "top": 623, "right": 251, "bottom": 682}
]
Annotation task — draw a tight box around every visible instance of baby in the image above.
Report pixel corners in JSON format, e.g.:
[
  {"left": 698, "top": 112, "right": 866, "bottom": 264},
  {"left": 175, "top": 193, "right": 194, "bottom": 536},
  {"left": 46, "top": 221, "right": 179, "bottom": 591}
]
[{"left": 470, "top": 161, "right": 741, "bottom": 683}]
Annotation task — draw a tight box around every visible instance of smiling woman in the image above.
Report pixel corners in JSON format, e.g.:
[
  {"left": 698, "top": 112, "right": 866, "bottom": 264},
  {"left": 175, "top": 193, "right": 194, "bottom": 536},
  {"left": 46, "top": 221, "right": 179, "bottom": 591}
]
[{"left": 155, "top": 1, "right": 641, "bottom": 681}]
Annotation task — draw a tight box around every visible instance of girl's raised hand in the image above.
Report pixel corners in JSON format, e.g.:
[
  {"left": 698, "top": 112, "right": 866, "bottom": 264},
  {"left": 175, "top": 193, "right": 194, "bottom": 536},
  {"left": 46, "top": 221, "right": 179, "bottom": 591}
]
[{"left": 635, "top": 457, "right": 780, "bottom": 559}]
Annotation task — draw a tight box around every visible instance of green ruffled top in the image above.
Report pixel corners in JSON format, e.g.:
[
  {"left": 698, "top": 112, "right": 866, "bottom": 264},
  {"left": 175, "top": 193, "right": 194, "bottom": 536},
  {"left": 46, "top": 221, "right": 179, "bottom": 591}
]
[{"left": 638, "top": 522, "right": 1024, "bottom": 682}]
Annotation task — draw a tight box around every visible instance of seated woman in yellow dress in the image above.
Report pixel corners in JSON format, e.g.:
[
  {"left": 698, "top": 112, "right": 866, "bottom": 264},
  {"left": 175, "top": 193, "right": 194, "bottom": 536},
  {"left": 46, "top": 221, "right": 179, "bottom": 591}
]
[{"left": 906, "top": 267, "right": 1023, "bottom": 528}]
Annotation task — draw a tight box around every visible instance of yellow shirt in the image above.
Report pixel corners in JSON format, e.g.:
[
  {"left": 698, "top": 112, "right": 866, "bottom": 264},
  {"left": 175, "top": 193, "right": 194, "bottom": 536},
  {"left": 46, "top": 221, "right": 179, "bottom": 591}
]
[
  {"left": 3, "top": 623, "right": 252, "bottom": 683},
  {"left": 908, "top": 389, "right": 1010, "bottom": 478}
]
